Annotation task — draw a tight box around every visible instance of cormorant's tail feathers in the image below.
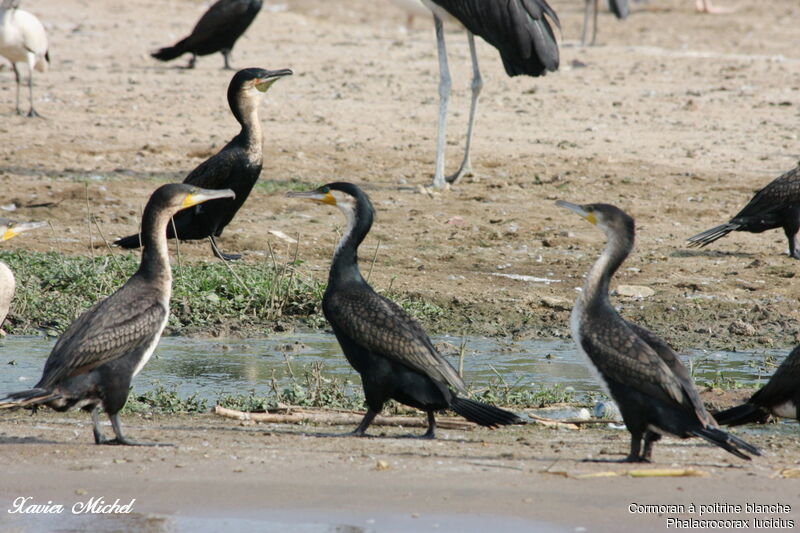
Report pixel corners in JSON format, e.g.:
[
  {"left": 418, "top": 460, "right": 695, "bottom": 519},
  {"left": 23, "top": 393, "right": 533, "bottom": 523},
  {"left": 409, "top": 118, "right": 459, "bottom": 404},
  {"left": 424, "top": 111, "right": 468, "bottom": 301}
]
[
  {"left": 450, "top": 397, "right": 524, "bottom": 428},
  {"left": 151, "top": 40, "right": 188, "bottom": 62},
  {"left": 0, "top": 388, "right": 59, "bottom": 410},
  {"left": 714, "top": 403, "right": 770, "bottom": 427},
  {"left": 686, "top": 222, "right": 739, "bottom": 248},
  {"left": 691, "top": 426, "right": 761, "bottom": 461},
  {"left": 113, "top": 233, "right": 143, "bottom": 249},
  {"left": 608, "top": 0, "right": 630, "bottom": 19}
]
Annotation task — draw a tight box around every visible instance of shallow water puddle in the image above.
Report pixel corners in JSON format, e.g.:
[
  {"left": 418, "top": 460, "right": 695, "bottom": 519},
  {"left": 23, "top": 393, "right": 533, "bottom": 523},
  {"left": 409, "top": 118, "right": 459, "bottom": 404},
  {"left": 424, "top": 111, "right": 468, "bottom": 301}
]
[{"left": 0, "top": 333, "right": 787, "bottom": 402}]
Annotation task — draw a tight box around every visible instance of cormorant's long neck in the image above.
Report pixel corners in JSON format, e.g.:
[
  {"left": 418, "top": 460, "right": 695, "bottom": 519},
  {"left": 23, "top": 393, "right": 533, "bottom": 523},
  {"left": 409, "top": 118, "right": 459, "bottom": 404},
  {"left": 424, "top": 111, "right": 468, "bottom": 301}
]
[
  {"left": 137, "top": 204, "right": 173, "bottom": 285},
  {"left": 231, "top": 92, "right": 263, "bottom": 160},
  {"left": 329, "top": 202, "right": 372, "bottom": 287},
  {"left": 580, "top": 231, "right": 632, "bottom": 310}
]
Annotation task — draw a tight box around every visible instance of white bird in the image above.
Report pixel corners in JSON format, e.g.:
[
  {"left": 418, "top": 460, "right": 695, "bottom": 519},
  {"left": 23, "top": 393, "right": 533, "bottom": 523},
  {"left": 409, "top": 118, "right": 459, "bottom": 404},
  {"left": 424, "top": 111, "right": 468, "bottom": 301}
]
[
  {"left": 0, "top": 0, "right": 49, "bottom": 117},
  {"left": 387, "top": 0, "right": 560, "bottom": 189},
  {"left": 0, "top": 218, "right": 45, "bottom": 333}
]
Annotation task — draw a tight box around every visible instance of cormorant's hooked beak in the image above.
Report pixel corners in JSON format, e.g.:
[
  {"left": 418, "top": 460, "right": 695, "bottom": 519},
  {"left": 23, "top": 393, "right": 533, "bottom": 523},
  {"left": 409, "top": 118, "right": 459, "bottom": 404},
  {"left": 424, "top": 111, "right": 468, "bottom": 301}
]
[
  {"left": 2, "top": 221, "right": 46, "bottom": 241},
  {"left": 556, "top": 200, "right": 596, "bottom": 225},
  {"left": 182, "top": 188, "right": 236, "bottom": 209},
  {"left": 255, "top": 68, "right": 293, "bottom": 92},
  {"left": 286, "top": 188, "right": 336, "bottom": 206}
]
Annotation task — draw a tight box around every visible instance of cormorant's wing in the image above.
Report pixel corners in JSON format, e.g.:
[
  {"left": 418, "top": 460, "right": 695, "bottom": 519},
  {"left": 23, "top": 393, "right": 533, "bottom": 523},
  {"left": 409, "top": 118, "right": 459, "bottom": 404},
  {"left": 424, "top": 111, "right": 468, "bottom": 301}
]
[
  {"left": 428, "top": 0, "right": 560, "bottom": 76},
  {"left": 325, "top": 287, "right": 468, "bottom": 395},
  {"left": 182, "top": 148, "right": 237, "bottom": 190},
  {"left": 189, "top": 0, "right": 251, "bottom": 44},
  {"left": 749, "top": 345, "right": 800, "bottom": 407},
  {"left": 37, "top": 279, "right": 167, "bottom": 389},
  {"left": 579, "top": 317, "right": 699, "bottom": 413},
  {"left": 732, "top": 166, "right": 800, "bottom": 220},
  {"left": 625, "top": 321, "right": 714, "bottom": 425}
]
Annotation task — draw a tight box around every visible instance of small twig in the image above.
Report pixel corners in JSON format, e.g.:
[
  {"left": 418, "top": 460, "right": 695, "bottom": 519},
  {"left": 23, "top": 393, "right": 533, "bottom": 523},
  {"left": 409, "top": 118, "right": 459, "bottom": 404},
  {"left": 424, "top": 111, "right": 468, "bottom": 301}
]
[
  {"left": 171, "top": 217, "right": 182, "bottom": 271},
  {"left": 91, "top": 215, "right": 123, "bottom": 274},
  {"left": 209, "top": 238, "right": 252, "bottom": 295},
  {"left": 458, "top": 338, "right": 467, "bottom": 379},
  {"left": 366, "top": 239, "right": 381, "bottom": 283},
  {"left": 84, "top": 182, "right": 94, "bottom": 261},
  {"left": 283, "top": 353, "right": 296, "bottom": 379}
]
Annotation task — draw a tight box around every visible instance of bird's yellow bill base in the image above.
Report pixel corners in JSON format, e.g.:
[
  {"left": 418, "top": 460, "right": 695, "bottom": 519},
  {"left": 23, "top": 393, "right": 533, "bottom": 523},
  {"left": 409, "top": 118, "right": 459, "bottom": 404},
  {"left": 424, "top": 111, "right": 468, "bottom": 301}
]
[
  {"left": 555, "top": 200, "right": 596, "bottom": 225},
  {"left": 286, "top": 189, "right": 337, "bottom": 206}
]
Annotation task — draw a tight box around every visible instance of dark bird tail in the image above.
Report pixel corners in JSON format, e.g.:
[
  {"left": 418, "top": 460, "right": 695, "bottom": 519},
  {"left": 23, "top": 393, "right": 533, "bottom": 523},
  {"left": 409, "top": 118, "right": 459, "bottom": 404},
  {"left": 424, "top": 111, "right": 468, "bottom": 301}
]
[
  {"left": 151, "top": 39, "right": 189, "bottom": 62},
  {"left": 686, "top": 222, "right": 740, "bottom": 248},
  {"left": 0, "top": 388, "right": 60, "bottom": 410},
  {"left": 608, "top": 0, "right": 630, "bottom": 18},
  {"left": 691, "top": 426, "right": 761, "bottom": 461},
  {"left": 714, "top": 403, "right": 770, "bottom": 427},
  {"left": 114, "top": 233, "right": 143, "bottom": 249},
  {"left": 450, "top": 397, "right": 524, "bottom": 428}
]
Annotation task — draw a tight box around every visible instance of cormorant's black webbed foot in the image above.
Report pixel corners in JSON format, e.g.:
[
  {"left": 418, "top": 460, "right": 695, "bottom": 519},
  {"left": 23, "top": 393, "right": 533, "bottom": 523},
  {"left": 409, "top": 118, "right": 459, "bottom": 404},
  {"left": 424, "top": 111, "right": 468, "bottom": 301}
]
[{"left": 26, "top": 109, "right": 40, "bottom": 118}]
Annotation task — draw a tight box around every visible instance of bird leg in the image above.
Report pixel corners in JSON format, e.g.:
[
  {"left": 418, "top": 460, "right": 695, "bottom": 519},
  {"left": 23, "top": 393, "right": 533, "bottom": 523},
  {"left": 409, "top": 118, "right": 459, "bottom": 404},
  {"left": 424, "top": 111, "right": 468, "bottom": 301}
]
[
  {"left": 209, "top": 235, "right": 241, "bottom": 261},
  {"left": 446, "top": 32, "right": 482, "bottom": 185},
  {"left": 783, "top": 208, "right": 800, "bottom": 259},
  {"left": 623, "top": 432, "right": 649, "bottom": 462},
  {"left": 100, "top": 412, "right": 171, "bottom": 446},
  {"left": 12, "top": 64, "right": 22, "bottom": 116},
  {"left": 26, "top": 64, "right": 38, "bottom": 118},
  {"left": 641, "top": 431, "right": 661, "bottom": 462},
  {"left": 591, "top": 0, "right": 599, "bottom": 45},
  {"left": 431, "top": 13, "right": 451, "bottom": 190},
  {"left": 421, "top": 411, "right": 437, "bottom": 439},
  {"left": 91, "top": 406, "right": 108, "bottom": 444},
  {"left": 346, "top": 408, "right": 378, "bottom": 437},
  {"left": 222, "top": 49, "right": 234, "bottom": 70},
  {"left": 694, "top": 0, "right": 732, "bottom": 13},
  {"left": 185, "top": 54, "right": 197, "bottom": 69},
  {"left": 581, "top": 0, "right": 599, "bottom": 46}
]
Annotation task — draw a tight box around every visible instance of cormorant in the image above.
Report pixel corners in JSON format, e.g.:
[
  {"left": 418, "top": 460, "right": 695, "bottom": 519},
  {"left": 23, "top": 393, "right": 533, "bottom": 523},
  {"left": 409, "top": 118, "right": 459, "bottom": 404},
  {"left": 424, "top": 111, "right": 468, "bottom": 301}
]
[
  {"left": 152, "top": 0, "right": 262, "bottom": 70},
  {"left": 581, "top": 0, "right": 629, "bottom": 46},
  {"left": 0, "top": 184, "right": 235, "bottom": 445},
  {"left": 558, "top": 200, "right": 760, "bottom": 462},
  {"left": 0, "top": 218, "right": 45, "bottom": 329},
  {"left": 288, "top": 182, "right": 522, "bottom": 438},
  {"left": 715, "top": 345, "right": 800, "bottom": 426},
  {"left": 114, "top": 67, "right": 291, "bottom": 261},
  {"left": 396, "top": 0, "right": 559, "bottom": 188},
  {"left": 687, "top": 166, "right": 800, "bottom": 259},
  {"left": 0, "top": 0, "right": 49, "bottom": 117}
]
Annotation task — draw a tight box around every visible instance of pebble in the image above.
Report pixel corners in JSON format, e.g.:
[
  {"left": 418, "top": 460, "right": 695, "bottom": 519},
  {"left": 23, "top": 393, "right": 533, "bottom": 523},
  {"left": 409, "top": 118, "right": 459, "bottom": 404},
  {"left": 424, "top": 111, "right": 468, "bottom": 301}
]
[{"left": 616, "top": 285, "right": 655, "bottom": 298}]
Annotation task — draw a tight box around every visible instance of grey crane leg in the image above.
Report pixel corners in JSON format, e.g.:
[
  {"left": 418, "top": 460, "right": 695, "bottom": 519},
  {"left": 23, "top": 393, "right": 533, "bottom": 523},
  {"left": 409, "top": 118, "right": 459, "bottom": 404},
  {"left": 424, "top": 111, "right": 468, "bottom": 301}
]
[
  {"left": 591, "top": 0, "right": 599, "bottom": 45},
  {"left": 446, "top": 32, "right": 481, "bottom": 185},
  {"left": 26, "top": 65, "right": 38, "bottom": 118},
  {"left": 12, "top": 64, "right": 21, "bottom": 115},
  {"left": 581, "top": 0, "right": 593, "bottom": 46},
  {"left": 431, "top": 14, "right": 451, "bottom": 190}
]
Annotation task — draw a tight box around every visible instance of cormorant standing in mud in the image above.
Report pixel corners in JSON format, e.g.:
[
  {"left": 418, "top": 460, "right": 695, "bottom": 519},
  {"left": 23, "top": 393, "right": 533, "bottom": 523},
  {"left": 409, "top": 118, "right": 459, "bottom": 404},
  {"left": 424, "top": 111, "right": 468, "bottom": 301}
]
[
  {"left": 687, "top": 166, "right": 800, "bottom": 259},
  {"left": 0, "top": 184, "right": 235, "bottom": 445},
  {"left": 114, "top": 68, "right": 291, "bottom": 261},
  {"left": 151, "top": 0, "right": 262, "bottom": 69},
  {"left": 288, "top": 182, "right": 523, "bottom": 438},
  {"left": 558, "top": 200, "right": 760, "bottom": 462},
  {"left": 715, "top": 345, "right": 800, "bottom": 426}
]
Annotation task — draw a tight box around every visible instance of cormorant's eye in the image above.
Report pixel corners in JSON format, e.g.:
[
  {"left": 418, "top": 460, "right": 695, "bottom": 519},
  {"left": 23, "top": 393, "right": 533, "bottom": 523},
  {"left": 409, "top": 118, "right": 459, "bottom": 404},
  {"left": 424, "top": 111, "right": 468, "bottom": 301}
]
[{"left": 319, "top": 186, "right": 330, "bottom": 194}]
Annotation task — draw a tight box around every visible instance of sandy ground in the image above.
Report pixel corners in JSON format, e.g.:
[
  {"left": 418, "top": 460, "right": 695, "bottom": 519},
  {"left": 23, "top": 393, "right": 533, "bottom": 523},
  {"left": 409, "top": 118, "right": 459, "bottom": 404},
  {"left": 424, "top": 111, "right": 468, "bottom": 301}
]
[
  {"left": 0, "top": 410, "right": 798, "bottom": 532},
  {"left": 1, "top": 0, "right": 799, "bottom": 530}
]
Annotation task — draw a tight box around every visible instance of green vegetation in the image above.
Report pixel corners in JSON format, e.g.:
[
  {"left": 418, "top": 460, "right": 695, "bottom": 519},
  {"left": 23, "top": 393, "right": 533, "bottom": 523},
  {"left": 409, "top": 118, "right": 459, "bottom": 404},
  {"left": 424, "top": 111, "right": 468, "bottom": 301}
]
[
  {"left": 2, "top": 250, "right": 451, "bottom": 337},
  {"left": 124, "top": 382, "right": 208, "bottom": 414}
]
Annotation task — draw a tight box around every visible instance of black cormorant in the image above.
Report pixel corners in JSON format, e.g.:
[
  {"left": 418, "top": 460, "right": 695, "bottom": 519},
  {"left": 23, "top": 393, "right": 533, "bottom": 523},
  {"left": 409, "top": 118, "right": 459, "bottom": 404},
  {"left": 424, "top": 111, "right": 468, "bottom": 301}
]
[
  {"left": 558, "top": 200, "right": 760, "bottom": 462},
  {"left": 687, "top": 166, "right": 800, "bottom": 259},
  {"left": 114, "top": 67, "right": 291, "bottom": 261},
  {"left": 0, "top": 184, "right": 235, "bottom": 445},
  {"left": 581, "top": 0, "right": 629, "bottom": 46},
  {"left": 0, "top": 218, "right": 45, "bottom": 328},
  {"left": 151, "top": 0, "right": 262, "bottom": 70},
  {"left": 715, "top": 345, "right": 800, "bottom": 426},
  {"left": 0, "top": 0, "right": 49, "bottom": 117},
  {"left": 408, "top": 0, "right": 560, "bottom": 188},
  {"left": 288, "top": 182, "right": 522, "bottom": 438}
]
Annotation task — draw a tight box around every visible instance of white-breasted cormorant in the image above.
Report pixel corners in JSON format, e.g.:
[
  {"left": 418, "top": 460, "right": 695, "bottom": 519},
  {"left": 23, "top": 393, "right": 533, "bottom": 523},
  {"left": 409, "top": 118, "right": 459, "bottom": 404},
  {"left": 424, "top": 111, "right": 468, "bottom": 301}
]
[
  {"left": 0, "top": 184, "right": 235, "bottom": 445},
  {"left": 687, "top": 166, "right": 800, "bottom": 259},
  {"left": 152, "top": 0, "right": 262, "bottom": 70},
  {"left": 581, "top": 0, "right": 629, "bottom": 46},
  {"left": 715, "top": 345, "right": 800, "bottom": 426},
  {"left": 398, "top": 0, "right": 559, "bottom": 188},
  {"left": 288, "top": 182, "right": 522, "bottom": 438},
  {"left": 0, "top": 217, "right": 45, "bottom": 329},
  {"left": 558, "top": 200, "right": 760, "bottom": 462},
  {"left": 114, "top": 67, "right": 291, "bottom": 261},
  {"left": 0, "top": 0, "right": 49, "bottom": 117}
]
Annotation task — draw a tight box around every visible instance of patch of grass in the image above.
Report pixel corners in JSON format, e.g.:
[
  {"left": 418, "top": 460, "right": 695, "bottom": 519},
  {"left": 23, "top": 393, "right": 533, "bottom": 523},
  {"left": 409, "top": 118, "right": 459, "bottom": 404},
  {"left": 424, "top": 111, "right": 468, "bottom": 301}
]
[
  {"left": 123, "top": 382, "right": 207, "bottom": 414},
  {"left": 474, "top": 377, "right": 576, "bottom": 408},
  {"left": 254, "top": 178, "right": 315, "bottom": 194},
  {"left": 1, "top": 250, "right": 326, "bottom": 336}
]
